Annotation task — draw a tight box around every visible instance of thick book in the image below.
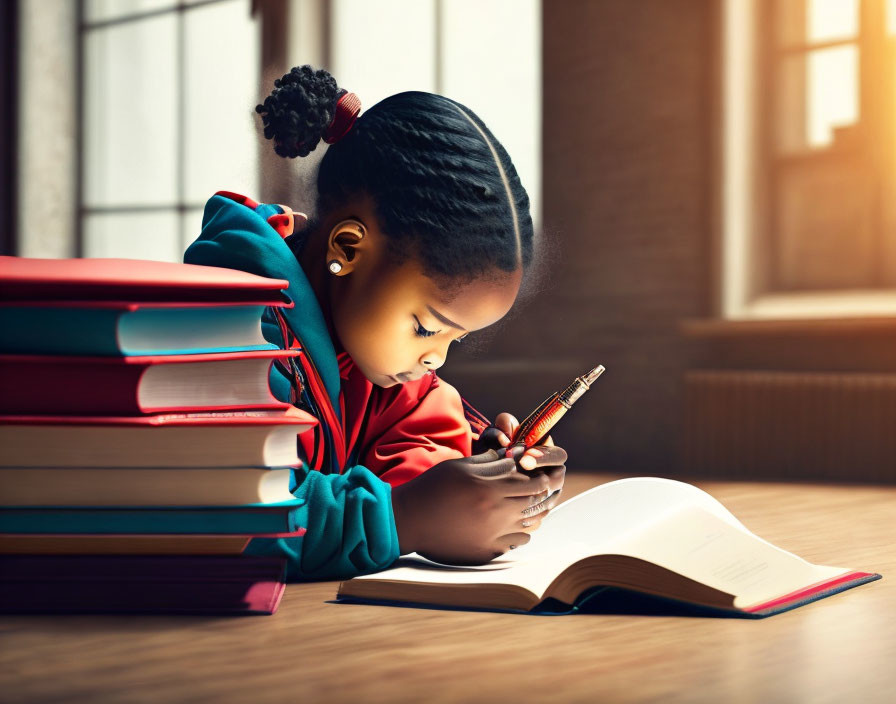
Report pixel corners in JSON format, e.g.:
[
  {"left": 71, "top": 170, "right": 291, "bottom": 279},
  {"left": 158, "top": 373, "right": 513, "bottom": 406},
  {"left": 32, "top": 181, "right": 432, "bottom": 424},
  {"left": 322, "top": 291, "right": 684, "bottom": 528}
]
[
  {"left": 0, "top": 503, "right": 309, "bottom": 535},
  {"left": 0, "top": 532, "right": 301, "bottom": 555},
  {"left": 0, "top": 350, "right": 297, "bottom": 415},
  {"left": 337, "top": 477, "right": 881, "bottom": 618},
  {"left": 0, "top": 304, "right": 278, "bottom": 356},
  {"left": 0, "top": 467, "right": 296, "bottom": 506},
  {"left": 0, "top": 255, "right": 291, "bottom": 304},
  {"left": 0, "top": 554, "right": 288, "bottom": 614},
  {"left": 0, "top": 409, "right": 317, "bottom": 468}
]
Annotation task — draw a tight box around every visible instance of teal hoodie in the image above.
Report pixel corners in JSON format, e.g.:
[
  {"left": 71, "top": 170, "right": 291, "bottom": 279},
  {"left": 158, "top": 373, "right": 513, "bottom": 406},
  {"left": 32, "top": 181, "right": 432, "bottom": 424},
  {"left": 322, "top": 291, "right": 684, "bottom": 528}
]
[{"left": 184, "top": 193, "right": 400, "bottom": 581}]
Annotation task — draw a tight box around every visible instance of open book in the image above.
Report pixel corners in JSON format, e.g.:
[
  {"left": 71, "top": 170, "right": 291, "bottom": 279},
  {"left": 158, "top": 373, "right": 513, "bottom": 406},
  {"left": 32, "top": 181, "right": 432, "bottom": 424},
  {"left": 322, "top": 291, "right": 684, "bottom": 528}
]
[{"left": 337, "top": 478, "right": 880, "bottom": 617}]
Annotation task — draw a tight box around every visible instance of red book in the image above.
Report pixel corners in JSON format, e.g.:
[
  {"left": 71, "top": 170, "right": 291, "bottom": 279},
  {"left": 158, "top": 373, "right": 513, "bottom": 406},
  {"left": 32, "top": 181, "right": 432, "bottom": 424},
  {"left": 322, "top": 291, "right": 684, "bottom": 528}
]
[
  {"left": 0, "top": 350, "right": 299, "bottom": 415},
  {"left": 0, "top": 256, "right": 290, "bottom": 304}
]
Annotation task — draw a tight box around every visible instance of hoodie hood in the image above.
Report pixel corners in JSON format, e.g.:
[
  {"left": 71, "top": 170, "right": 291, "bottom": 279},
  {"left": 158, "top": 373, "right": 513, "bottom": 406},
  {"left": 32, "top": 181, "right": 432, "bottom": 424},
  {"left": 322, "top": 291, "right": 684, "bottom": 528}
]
[{"left": 184, "top": 193, "right": 342, "bottom": 419}]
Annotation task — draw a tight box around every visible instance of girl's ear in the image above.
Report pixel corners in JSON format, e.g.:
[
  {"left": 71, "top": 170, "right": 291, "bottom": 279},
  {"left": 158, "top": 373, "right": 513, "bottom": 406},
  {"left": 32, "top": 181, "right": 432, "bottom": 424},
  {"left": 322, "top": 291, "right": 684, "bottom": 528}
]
[{"left": 325, "top": 219, "right": 367, "bottom": 275}]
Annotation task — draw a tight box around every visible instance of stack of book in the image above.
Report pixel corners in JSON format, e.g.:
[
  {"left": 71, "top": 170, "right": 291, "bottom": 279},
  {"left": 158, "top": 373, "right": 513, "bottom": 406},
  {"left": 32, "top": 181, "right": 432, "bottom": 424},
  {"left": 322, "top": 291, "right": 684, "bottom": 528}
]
[{"left": 0, "top": 256, "right": 317, "bottom": 614}]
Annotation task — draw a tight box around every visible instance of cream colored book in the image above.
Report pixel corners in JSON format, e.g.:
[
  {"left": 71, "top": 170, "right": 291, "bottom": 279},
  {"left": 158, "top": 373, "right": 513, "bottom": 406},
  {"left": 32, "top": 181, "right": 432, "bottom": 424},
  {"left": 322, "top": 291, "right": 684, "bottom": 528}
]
[
  {"left": 0, "top": 467, "right": 295, "bottom": 506},
  {"left": 338, "top": 478, "right": 879, "bottom": 617}
]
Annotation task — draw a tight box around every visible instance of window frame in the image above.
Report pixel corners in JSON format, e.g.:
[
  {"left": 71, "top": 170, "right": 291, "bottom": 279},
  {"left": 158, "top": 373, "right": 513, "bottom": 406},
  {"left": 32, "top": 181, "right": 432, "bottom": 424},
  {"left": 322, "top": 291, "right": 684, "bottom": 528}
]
[{"left": 723, "top": 0, "right": 896, "bottom": 319}]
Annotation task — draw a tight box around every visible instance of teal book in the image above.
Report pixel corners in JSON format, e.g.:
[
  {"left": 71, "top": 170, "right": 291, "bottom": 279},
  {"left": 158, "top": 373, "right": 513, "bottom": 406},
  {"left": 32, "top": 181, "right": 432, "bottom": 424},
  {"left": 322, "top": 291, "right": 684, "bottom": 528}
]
[
  {"left": 0, "top": 500, "right": 309, "bottom": 535},
  {"left": 0, "top": 304, "right": 279, "bottom": 356}
]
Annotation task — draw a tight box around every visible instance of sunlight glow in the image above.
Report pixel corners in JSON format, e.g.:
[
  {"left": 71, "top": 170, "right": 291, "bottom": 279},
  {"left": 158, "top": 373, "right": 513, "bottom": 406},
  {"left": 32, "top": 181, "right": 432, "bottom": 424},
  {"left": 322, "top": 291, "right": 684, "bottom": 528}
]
[
  {"left": 807, "top": 44, "right": 859, "bottom": 147},
  {"left": 807, "top": 0, "right": 858, "bottom": 42}
]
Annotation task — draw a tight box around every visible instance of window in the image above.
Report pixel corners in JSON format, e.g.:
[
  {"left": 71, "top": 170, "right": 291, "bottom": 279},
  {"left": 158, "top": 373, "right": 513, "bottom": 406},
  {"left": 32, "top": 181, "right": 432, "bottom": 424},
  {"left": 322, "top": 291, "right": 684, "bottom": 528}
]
[
  {"left": 723, "top": 0, "right": 896, "bottom": 318},
  {"left": 329, "top": 0, "right": 542, "bottom": 229},
  {"left": 80, "top": 0, "right": 260, "bottom": 261},
  {"left": 17, "top": 0, "right": 541, "bottom": 260}
]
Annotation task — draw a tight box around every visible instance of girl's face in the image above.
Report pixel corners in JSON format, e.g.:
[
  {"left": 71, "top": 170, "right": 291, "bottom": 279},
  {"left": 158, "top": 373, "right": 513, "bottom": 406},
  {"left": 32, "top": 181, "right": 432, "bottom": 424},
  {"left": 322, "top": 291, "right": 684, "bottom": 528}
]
[{"left": 325, "top": 215, "right": 522, "bottom": 389}]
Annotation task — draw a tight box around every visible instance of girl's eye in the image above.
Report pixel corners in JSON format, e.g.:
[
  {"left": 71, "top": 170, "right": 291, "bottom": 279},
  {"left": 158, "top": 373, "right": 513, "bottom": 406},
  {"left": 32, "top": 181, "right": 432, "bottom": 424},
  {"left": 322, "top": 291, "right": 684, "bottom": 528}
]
[
  {"left": 413, "top": 319, "right": 437, "bottom": 338},
  {"left": 413, "top": 316, "right": 467, "bottom": 342}
]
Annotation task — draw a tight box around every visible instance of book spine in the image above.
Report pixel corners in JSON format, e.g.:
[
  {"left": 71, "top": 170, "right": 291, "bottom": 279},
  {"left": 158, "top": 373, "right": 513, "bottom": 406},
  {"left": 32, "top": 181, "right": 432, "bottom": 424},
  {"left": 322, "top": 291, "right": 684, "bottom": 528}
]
[
  {"left": 0, "top": 359, "right": 143, "bottom": 414},
  {"left": 0, "top": 555, "right": 288, "bottom": 614},
  {"left": 743, "top": 571, "right": 882, "bottom": 617},
  {"left": 0, "top": 307, "right": 120, "bottom": 355},
  {"left": 0, "top": 507, "right": 307, "bottom": 535}
]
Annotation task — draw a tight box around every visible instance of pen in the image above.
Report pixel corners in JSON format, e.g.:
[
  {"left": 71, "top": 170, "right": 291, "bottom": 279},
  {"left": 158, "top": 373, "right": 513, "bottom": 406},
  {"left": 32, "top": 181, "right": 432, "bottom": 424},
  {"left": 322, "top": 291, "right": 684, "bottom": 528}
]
[{"left": 505, "top": 364, "right": 605, "bottom": 453}]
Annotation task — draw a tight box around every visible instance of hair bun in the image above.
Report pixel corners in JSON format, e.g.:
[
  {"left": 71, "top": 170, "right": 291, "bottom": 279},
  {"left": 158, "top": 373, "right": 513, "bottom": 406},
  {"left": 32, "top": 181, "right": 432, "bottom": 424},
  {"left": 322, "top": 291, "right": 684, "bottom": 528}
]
[{"left": 255, "top": 65, "right": 345, "bottom": 158}]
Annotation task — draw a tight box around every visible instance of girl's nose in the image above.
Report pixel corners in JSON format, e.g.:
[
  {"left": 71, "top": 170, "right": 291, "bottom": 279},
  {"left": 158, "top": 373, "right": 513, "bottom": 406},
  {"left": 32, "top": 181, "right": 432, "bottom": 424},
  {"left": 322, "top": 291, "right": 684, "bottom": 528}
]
[{"left": 420, "top": 349, "right": 445, "bottom": 371}]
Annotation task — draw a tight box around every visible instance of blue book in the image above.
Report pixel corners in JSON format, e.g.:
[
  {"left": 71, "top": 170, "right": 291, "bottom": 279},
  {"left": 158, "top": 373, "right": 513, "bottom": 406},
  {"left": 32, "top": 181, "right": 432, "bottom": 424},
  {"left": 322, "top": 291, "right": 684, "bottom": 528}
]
[
  {"left": 0, "top": 501, "right": 308, "bottom": 535},
  {"left": 0, "top": 305, "right": 277, "bottom": 356}
]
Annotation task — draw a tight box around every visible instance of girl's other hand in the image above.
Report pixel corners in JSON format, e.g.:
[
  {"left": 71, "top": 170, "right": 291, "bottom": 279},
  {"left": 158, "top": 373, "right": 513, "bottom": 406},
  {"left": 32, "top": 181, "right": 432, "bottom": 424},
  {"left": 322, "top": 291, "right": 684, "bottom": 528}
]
[
  {"left": 473, "top": 412, "right": 557, "bottom": 469},
  {"left": 391, "top": 447, "right": 567, "bottom": 565}
]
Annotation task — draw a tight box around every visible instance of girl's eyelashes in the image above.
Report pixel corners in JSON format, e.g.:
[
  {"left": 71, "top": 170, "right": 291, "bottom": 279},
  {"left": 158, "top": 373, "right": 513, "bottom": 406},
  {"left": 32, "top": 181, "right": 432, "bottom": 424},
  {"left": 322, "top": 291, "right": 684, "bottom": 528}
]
[
  {"left": 413, "top": 316, "right": 468, "bottom": 342},
  {"left": 413, "top": 316, "right": 437, "bottom": 338},
  {"left": 414, "top": 322, "right": 436, "bottom": 338}
]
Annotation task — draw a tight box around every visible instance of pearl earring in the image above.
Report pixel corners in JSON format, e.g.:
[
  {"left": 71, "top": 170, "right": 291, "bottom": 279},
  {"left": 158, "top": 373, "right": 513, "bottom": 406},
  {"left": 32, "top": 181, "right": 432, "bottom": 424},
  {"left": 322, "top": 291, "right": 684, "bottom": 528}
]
[{"left": 328, "top": 260, "right": 343, "bottom": 274}]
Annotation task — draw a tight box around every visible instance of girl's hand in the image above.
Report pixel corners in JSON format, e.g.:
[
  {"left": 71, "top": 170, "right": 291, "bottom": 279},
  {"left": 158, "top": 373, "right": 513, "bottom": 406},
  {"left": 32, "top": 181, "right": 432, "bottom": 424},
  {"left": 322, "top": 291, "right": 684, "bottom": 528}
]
[{"left": 391, "top": 447, "right": 566, "bottom": 565}]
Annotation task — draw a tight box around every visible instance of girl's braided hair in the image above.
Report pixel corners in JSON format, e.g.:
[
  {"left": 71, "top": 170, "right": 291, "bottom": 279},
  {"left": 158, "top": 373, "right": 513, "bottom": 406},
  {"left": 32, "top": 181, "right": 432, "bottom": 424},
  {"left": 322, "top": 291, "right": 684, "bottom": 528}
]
[{"left": 256, "top": 65, "right": 535, "bottom": 286}]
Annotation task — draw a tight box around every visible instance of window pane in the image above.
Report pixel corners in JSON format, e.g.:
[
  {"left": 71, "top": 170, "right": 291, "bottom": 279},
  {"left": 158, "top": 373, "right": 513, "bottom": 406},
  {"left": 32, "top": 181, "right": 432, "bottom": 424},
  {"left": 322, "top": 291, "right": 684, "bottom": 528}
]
[
  {"left": 84, "top": 211, "right": 181, "bottom": 261},
  {"left": 85, "top": 0, "right": 175, "bottom": 24},
  {"left": 807, "top": 44, "right": 858, "bottom": 147},
  {"left": 84, "top": 16, "right": 178, "bottom": 206},
  {"left": 807, "top": 0, "right": 858, "bottom": 43},
  {"left": 183, "top": 0, "right": 259, "bottom": 203},
  {"left": 331, "top": 0, "right": 436, "bottom": 107},
  {"left": 440, "top": 0, "right": 541, "bottom": 229},
  {"left": 776, "top": 44, "right": 858, "bottom": 152}
]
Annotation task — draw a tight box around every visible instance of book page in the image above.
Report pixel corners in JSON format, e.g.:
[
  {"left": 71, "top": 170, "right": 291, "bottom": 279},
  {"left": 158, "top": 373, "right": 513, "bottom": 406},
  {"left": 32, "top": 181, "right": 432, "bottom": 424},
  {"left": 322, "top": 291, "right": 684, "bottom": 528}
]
[
  {"left": 353, "top": 550, "right": 583, "bottom": 599},
  {"left": 607, "top": 505, "right": 848, "bottom": 607},
  {"left": 521, "top": 477, "right": 750, "bottom": 556}
]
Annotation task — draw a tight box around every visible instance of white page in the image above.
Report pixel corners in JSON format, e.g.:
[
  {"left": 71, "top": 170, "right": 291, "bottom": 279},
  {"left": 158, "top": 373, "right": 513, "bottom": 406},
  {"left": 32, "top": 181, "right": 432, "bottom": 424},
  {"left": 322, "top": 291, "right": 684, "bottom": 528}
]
[{"left": 606, "top": 505, "right": 847, "bottom": 607}]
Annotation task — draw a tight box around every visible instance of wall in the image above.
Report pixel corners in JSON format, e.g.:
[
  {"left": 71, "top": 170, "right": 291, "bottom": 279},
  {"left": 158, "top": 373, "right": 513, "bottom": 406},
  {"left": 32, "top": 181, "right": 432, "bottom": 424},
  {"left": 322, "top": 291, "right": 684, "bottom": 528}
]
[{"left": 441, "top": 0, "right": 716, "bottom": 475}]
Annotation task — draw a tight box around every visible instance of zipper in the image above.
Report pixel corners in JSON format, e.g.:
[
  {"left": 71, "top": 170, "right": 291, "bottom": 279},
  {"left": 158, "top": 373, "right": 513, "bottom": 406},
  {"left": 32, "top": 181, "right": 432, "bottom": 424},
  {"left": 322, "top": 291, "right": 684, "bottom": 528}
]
[{"left": 271, "top": 307, "right": 347, "bottom": 473}]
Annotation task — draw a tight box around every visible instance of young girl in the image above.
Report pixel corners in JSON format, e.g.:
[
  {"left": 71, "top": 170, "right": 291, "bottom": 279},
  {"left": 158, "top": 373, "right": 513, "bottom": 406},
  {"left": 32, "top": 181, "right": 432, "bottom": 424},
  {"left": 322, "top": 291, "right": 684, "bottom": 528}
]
[{"left": 185, "top": 65, "right": 567, "bottom": 580}]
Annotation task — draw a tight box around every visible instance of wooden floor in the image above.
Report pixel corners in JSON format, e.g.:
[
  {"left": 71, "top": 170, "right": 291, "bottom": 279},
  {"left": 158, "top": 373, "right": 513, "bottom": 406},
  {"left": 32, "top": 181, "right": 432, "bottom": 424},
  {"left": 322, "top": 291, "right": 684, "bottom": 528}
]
[{"left": 2, "top": 472, "right": 894, "bottom": 704}]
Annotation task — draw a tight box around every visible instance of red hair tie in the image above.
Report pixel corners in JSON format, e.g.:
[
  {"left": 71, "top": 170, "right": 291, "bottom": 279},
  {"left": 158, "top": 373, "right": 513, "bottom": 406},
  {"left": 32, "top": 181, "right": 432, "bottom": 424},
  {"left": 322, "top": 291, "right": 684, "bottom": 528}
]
[{"left": 324, "top": 92, "right": 361, "bottom": 144}]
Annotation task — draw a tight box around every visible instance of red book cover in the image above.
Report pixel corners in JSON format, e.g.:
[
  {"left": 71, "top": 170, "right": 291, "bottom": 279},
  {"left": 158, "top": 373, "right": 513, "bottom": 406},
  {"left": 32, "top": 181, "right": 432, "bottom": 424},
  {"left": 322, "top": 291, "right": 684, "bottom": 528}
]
[
  {"left": 0, "top": 256, "right": 291, "bottom": 305},
  {"left": 0, "top": 350, "right": 301, "bottom": 415},
  {"left": 0, "top": 407, "right": 318, "bottom": 428}
]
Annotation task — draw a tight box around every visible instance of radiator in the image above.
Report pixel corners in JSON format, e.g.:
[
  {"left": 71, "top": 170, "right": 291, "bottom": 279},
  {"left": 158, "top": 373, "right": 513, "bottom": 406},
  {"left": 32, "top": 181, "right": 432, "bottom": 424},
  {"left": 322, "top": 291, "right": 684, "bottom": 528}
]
[{"left": 684, "top": 370, "right": 896, "bottom": 482}]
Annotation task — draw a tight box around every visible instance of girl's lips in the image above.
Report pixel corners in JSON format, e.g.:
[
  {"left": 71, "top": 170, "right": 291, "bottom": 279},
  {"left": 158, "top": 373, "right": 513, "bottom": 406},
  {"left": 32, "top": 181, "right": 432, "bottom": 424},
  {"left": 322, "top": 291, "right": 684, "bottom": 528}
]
[{"left": 391, "top": 372, "right": 423, "bottom": 383}]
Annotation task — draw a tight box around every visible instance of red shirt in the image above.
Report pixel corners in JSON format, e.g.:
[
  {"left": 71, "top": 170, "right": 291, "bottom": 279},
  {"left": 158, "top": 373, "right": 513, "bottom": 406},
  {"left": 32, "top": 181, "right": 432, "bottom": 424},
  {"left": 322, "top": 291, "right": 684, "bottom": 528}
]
[{"left": 316, "top": 349, "right": 482, "bottom": 487}]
